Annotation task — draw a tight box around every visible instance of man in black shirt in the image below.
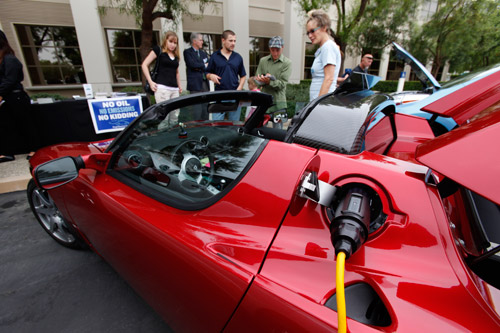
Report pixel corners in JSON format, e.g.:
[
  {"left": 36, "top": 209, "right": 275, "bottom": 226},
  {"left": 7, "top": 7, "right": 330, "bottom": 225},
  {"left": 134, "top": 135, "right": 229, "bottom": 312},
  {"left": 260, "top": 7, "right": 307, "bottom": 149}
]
[
  {"left": 337, "top": 53, "right": 373, "bottom": 86},
  {"left": 353, "top": 54, "right": 373, "bottom": 73}
]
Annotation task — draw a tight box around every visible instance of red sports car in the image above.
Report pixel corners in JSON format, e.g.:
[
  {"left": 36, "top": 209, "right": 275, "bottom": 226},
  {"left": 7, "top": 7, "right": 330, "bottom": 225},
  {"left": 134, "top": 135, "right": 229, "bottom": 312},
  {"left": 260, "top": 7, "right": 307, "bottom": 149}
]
[{"left": 28, "top": 82, "right": 500, "bottom": 331}]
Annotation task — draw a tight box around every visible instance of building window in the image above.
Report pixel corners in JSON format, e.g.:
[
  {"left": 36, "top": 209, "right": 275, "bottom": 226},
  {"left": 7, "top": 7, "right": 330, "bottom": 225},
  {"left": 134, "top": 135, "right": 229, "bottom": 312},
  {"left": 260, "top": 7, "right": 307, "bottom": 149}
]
[
  {"left": 182, "top": 32, "right": 222, "bottom": 57},
  {"left": 419, "top": 0, "right": 438, "bottom": 21},
  {"left": 386, "top": 50, "right": 405, "bottom": 81},
  {"left": 15, "top": 24, "right": 86, "bottom": 85},
  {"left": 249, "top": 37, "right": 270, "bottom": 76},
  {"left": 304, "top": 42, "right": 319, "bottom": 79},
  {"left": 106, "top": 29, "right": 159, "bottom": 83}
]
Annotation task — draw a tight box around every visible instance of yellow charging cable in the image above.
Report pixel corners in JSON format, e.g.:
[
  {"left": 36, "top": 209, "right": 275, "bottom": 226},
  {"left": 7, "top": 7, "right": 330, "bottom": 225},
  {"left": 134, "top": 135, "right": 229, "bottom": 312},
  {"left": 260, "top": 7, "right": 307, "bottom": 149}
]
[{"left": 336, "top": 251, "right": 347, "bottom": 333}]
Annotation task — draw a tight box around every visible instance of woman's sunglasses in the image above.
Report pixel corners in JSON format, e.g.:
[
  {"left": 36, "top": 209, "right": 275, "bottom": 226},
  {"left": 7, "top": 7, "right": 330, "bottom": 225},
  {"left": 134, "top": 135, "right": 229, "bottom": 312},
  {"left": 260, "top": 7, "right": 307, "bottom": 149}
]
[{"left": 307, "top": 26, "right": 321, "bottom": 35}]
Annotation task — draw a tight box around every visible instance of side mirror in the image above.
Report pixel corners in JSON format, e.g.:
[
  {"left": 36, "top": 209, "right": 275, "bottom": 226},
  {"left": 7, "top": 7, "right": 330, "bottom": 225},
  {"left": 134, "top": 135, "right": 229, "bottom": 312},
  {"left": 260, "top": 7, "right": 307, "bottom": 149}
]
[{"left": 34, "top": 156, "right": 84, "bottom": 190}]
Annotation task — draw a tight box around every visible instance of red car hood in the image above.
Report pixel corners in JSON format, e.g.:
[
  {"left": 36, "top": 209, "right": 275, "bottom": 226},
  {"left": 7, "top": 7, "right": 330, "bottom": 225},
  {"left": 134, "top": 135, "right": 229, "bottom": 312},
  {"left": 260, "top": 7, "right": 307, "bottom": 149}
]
[
  {"left": 416, "top": 101, "right": 500, "bottom": 205},
  {"left": 421, "top": 68, "right": 500, "bottom": 125}
]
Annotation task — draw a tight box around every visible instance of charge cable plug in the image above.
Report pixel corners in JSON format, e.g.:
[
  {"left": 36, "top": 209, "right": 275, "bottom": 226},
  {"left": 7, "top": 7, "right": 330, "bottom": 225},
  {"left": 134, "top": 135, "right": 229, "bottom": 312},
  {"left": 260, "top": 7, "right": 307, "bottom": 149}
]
[{"left": 330, "top": 187, "right": 372, "bottom": 259}]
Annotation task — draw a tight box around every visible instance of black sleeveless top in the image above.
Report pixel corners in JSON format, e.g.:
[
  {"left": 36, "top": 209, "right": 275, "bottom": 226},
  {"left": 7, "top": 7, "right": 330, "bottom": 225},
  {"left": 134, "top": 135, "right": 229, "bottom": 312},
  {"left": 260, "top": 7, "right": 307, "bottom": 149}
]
[{"left": 153, "top": 45, "right": 179, "bottom": 88}]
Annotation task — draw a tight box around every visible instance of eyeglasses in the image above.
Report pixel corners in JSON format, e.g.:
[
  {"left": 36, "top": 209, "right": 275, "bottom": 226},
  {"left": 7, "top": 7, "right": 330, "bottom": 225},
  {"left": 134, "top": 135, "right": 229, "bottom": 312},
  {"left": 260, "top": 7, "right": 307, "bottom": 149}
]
[
  {"left": 364, "top": 56, "right": 374, "bottom": 60},
  {"left": 307, "top": 26, "right": 321, "bottom": 35}
]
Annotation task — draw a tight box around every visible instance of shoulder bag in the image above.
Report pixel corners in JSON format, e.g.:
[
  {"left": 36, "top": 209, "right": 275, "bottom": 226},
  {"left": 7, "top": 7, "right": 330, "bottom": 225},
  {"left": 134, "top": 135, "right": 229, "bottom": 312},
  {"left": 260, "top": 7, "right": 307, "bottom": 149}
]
[{"left": 144, "top": 46, "right": 161, "bottom": 95}]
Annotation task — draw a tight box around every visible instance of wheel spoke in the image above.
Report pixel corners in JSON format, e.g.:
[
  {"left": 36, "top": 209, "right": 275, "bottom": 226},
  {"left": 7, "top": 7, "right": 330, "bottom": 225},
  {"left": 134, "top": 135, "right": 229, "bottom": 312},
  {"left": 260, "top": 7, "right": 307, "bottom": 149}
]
[
  {"left": 30, "top": 185, "right": 76, "bottom": 245},
  {"left": 33, "top": 188, "right": 53, "bottom": 207},
  {"left": 49, "top": 219, "right": 57, "bottom": 233}
]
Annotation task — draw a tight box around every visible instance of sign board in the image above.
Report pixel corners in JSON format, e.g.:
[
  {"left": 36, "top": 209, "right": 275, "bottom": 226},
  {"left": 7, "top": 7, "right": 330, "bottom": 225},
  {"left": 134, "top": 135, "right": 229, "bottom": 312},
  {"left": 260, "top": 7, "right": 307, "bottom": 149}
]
[
  {"left": 83, "top": 84, "right": 93, "bottom": 98},
  {"left": 88, "top": 96, "right": 143, "bottom": 134}
]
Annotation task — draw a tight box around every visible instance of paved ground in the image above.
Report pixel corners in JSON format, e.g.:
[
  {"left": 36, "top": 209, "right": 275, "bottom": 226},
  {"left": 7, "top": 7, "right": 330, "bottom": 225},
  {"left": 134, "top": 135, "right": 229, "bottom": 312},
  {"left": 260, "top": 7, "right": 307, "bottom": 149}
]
[
  {"left": 0, "top": 190, "right": 172, "bottom": 332},
  {"left": 0, "top": 154, "right": 31, "bottom": 194}
]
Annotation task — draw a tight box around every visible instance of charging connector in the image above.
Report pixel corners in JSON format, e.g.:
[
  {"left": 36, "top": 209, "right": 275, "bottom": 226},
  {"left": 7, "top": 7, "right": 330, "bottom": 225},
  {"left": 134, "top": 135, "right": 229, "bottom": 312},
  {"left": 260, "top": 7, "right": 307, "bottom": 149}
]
[{"left": 330, "top": 187, "right": 372, "bottom": 259}]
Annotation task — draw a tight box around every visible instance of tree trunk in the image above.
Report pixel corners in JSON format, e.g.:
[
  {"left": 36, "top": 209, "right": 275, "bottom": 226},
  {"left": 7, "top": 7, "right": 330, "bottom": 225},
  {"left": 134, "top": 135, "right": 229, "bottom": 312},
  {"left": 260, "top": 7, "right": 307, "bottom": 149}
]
[{"left": 140, "top": 1, "right": 157, "bottom": 84}]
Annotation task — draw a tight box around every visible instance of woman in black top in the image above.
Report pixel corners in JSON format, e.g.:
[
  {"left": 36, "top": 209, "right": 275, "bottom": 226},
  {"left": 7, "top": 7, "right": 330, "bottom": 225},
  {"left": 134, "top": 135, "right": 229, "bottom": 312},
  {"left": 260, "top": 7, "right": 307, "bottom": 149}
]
[
  {"left": 141, "top": 31, "right": 182, "bottom": 103},
  {"left": 0, "top": 30, "right": 37, "bottom": 163}
]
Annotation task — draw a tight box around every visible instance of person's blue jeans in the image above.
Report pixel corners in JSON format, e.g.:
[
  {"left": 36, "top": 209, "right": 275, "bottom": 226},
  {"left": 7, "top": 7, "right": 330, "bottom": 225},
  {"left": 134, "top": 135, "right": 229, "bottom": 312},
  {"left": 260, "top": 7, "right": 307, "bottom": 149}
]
[
  {"left": 212, "top": 112, "right": 224, "bottom": 120},
  {"left": 227, "top": 108, "right": 241, "bottom": 121},
  {"left": 212, "top": 108, "right": 241, "bottom": 121}
]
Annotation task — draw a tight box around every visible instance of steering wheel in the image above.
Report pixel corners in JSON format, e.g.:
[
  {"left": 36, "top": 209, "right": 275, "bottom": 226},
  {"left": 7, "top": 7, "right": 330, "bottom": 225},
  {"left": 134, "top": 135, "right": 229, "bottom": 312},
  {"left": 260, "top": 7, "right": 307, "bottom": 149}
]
[
  {"left": 171, "top": 139, "right": 215, "bottom": 187},
  {"left": 118, "top": 148, "right": 152, "bottom": 173}
]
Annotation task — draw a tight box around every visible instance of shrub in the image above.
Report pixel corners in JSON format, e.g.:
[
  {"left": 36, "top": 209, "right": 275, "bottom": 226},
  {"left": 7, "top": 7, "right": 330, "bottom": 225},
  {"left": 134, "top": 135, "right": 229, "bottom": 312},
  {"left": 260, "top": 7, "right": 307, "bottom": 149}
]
[
  {"left": 29, "top": 92, "right": 66, "bottom": 101},
  {"left": 285, "top": 80, "right": 311, "bottom": 117},
  {"left": 372, "top": 80, "right": 425, "bottom": 93},
  {"left": 119, "top": 86, "right": 144, "bottom": 94}
]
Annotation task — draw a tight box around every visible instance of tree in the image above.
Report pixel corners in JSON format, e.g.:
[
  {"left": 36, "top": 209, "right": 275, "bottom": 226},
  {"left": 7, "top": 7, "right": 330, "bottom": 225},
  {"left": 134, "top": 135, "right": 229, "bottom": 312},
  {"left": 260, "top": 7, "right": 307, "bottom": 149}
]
[
  {"left": 454, "top": 0, "right": 500, "bottom": 72},
  {"left": 409, "top": 0, "right": 500, "bottom": 76},
  {"left": 292, "top": 0, "right": 420, "bottom": 55},
  {"left": 102, "top": 0, "right": 214, "bottom": 63},
  {"left": 349, "top": 0, "right": 419, "bottom": 52}
]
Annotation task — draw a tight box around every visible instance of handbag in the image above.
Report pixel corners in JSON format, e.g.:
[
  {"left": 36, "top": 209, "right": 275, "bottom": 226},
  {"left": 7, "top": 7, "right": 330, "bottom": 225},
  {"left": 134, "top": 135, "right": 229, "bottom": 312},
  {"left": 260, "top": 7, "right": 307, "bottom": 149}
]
[{"left": 144, "top": 47, "right": 161, "bottom": 94}]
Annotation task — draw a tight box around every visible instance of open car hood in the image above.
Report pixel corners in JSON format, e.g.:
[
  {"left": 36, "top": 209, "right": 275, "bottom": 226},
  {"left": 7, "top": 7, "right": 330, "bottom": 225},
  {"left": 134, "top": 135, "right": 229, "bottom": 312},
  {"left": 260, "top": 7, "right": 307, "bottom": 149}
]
[
  {"left": 416, "top": 101, "right": 500, "bottom": 205},
  {"left": 393, "top": 42, "right": 441, "bottom": 91}
]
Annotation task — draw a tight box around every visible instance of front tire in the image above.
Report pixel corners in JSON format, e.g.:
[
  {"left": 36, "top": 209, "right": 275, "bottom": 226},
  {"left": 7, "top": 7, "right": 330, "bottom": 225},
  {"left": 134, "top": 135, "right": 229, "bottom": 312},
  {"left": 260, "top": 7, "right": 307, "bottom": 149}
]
[{"left": 27, "top": 179, "right": 87, "bottom": 249}]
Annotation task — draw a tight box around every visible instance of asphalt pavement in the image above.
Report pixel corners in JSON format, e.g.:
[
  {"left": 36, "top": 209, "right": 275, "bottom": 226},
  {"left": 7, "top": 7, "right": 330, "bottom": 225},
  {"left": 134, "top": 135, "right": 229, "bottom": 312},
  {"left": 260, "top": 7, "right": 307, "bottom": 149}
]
[{"left": 0, "top": 190, "right": 172, "bottom": 332}]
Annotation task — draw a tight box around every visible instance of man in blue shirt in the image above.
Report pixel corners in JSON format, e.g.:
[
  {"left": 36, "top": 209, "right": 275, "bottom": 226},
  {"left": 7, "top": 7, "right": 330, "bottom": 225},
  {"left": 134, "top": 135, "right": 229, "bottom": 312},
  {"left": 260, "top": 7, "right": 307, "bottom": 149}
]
[{"left": 206, "top": 30, "right": 247, "bottom": 120}]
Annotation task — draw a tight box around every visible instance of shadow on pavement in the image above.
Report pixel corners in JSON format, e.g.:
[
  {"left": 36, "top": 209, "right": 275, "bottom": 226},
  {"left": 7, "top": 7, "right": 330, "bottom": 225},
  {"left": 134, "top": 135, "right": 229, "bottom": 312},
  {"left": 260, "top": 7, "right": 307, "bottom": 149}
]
[{"left": 0, "top": 190, "right": 172, "bottom": 332}]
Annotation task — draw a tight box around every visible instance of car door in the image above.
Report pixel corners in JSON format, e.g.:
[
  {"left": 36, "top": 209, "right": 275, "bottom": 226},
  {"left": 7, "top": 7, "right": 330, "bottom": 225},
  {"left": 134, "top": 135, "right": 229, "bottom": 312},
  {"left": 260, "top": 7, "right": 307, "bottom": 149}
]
[{"left": 60, "top": 93, "right": 317, "bottom": 331}]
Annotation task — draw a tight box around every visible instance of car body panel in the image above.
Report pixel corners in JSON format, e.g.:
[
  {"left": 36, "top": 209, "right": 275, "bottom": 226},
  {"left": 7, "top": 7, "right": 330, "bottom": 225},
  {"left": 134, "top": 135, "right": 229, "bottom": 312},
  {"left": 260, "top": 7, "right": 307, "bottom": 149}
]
[
  {"left": 28, "top": 87, "right": 500, "bottom": 331},
  {"left": 366, "top": 113, "right": 435, "bottom": 163},
  {"left": 416, "top": 101, "right": 500, "bottom": 205},
  {"left": 229, "top": 150, "right": 500, "bottom": 331},
  {"left": 391, "top": 43, "right": 500, "bottom": 133},
  {"left": 48, "top": 139, "right": 316, "bottom": 332},
  {"left": 421, "top": 68, "right": 500, "bottom": 125}
]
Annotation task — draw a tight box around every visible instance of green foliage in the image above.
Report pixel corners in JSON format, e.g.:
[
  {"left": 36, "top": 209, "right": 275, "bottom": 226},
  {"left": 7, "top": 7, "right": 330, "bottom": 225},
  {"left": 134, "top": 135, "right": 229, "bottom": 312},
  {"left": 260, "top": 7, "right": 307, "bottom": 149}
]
[
  {"left": 410, "top": 0, "right": 500, "bottom": 74},
  {"left": 350, "top": 0, "right": 419, "bottom": 51},
  {"left": 101, "top": 0, "right": 214, "bottom": 62},
  {"left": 102, "top": 0, "right": 214, "bottom": 25},
  {"left": 293, "top": 0, "right": 421, "bottom": 55},
  {"left": 285, "top": 81, "right": 311, "bottom": 117},
  {"left": 119, "top": 86, "right": 144, "bottom": 94},
  {"left": 29, "top": 92, "right": 66, "bottom": 101},
  {"left": 372, "top": 81, "right": 425, "bottom": 93}
]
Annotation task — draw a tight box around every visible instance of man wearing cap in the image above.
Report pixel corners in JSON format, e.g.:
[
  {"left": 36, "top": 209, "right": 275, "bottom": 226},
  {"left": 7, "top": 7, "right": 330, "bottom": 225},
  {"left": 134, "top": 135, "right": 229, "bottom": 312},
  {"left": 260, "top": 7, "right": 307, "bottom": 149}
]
[{"left": 255, "top": 36, "right": 292, "bottom": 127}]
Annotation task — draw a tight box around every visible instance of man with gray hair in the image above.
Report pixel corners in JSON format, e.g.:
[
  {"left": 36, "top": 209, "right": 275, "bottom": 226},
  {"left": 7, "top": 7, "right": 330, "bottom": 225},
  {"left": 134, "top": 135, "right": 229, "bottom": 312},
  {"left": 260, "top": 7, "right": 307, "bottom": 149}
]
[
  {"left": 184, "top": 32, "right": 209, "bottom": 93},
  {"left": 255, "top": 36, "right": 292, "bottom": 128}
]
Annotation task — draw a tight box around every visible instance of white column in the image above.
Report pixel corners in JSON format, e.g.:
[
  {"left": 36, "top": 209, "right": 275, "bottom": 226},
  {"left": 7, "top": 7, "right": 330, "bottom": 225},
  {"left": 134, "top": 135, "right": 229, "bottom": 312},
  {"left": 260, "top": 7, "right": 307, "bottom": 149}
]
[
  {"left": 223, "top": 0, "right": 249, "bottom": 79},
  {"left": 69, "top": 0, "right": 113, "bottom": 94},
  {"left": 404, "top": 64, "right": 412, "bottom": 80},
  {"left": 440, "top": 61, "right": 450, "bottom": 81},
  {"left": 284, "top": 1, "right": 305, "bottom": 83},
  {"left": 160, "top": 18, "right": 187, "bottom": 91},
  {"left": 378, "top": 45, "right": 391, "bottom": 80}
]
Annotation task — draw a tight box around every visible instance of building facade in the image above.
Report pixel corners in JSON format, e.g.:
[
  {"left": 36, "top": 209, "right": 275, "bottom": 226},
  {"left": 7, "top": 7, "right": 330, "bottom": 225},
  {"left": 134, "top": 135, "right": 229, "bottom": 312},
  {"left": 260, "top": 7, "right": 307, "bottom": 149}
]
[{"left": 0, "top": 0, "right": 444, "bottom": 97}]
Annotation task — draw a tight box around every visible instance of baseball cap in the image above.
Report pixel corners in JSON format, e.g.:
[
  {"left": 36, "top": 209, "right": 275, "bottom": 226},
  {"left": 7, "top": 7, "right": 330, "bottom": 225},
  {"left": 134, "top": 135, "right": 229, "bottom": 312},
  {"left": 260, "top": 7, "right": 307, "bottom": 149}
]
[{"left": 269, "top": 36, "right": 284, "bottom": 48}]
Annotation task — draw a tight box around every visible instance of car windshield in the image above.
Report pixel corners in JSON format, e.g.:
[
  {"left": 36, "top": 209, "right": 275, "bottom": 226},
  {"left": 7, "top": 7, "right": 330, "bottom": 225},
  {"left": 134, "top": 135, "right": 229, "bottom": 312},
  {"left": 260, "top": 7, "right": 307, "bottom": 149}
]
[{"left": 108, "top": 93, "right": 269, "bottom": 210}]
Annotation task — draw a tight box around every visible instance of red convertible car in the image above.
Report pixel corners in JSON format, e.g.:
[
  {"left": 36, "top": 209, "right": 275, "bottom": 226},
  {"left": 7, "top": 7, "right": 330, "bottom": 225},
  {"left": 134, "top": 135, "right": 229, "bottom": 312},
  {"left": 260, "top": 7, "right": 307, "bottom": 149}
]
[{"left": 28, "top": 79, "right": 500, "bottom": 332}]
